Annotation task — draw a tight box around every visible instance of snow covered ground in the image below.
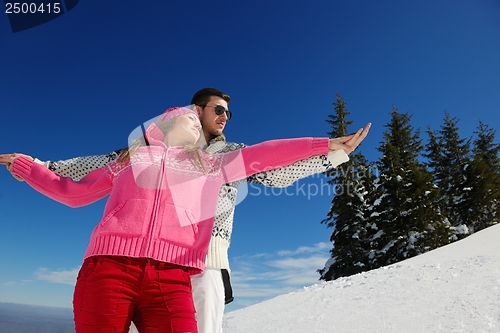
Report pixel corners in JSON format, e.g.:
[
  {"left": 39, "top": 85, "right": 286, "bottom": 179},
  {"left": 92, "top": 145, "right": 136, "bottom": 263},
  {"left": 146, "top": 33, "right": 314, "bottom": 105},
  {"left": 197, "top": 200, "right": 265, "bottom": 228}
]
[{"left": 222, "top": 224, "right": 500, "bottom": 333}]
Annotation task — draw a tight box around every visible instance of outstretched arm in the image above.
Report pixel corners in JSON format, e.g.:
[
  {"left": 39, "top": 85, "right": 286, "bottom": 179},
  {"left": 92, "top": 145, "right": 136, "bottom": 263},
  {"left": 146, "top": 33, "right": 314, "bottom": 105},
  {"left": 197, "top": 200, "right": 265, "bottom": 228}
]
[
  {"left": 0, "top": 150, "right": 122, "bottom": 181},
  {"left": 247, "top": 123, "right": 371, "bottom": 187},
  {"left": 5, "top": 155, "right": 113, "bottom": 208},
  {"left": 218, "top": 137, "right": 332, "bottom": 184},
  {"left": 43, "top": 150, "right": 123, "bottom": 180},
  {"left": 247, "top": 151, "right": 347, "bottom": 188}
]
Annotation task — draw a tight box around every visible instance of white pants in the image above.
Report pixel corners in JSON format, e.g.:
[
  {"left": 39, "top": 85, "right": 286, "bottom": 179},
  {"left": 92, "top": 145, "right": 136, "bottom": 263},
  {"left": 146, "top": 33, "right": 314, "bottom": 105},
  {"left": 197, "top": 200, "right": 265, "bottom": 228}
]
[
  {"left": 191, "top": 268, "right": 225, "bottom": 333},
  {"left": 128, "top": 268, "right": 225, "bottom": 333}
]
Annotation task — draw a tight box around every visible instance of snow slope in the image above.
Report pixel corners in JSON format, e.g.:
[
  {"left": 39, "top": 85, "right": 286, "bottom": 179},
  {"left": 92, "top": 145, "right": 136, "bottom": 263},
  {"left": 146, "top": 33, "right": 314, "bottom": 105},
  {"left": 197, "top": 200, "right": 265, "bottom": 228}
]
[{"left": 222, "top": 224, "right": 500, "bottom": 333}]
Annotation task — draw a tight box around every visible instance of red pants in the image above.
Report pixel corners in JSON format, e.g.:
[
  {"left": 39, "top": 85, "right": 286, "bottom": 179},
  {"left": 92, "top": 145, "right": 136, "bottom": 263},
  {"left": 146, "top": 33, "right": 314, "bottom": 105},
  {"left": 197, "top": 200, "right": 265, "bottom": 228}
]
[{"left": 73, "top": 256, "right": 197, "bottom": 333}]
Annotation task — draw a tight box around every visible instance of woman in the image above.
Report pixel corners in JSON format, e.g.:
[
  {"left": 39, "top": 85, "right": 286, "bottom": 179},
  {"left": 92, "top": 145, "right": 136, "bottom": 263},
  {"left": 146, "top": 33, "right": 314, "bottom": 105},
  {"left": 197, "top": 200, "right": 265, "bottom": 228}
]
[{"left": 2, "top": 106, "right": 369, "bottom": 333}]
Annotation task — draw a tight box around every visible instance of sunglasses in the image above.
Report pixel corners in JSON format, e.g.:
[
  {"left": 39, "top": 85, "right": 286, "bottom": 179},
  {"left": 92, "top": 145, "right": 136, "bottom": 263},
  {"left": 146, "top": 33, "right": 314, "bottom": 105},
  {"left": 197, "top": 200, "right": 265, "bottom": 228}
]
[{"left": 199, "top": 104, "right": 232, "bottom": 121}]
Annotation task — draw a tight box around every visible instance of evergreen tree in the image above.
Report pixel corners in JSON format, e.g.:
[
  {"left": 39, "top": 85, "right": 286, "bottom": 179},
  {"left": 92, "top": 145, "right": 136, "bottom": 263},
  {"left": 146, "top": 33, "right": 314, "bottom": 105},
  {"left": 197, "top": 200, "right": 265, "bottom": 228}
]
[
  {"left": 319, "top": 153, "right": 377, "bottom": 280},
  {"left": 424, "top": 111, "right": 472, "bottom": 238},
  {"left": 369, "top": 106, "right": 451, "bottom": 268},
  {"left": 319, "top": 93, "right": 376, "bottom": 281},
  {"left": 324, "top": 92, "right": 352, "bottom": 139},
  {"left": 460, "top": 121, "right": 500, "bottom": 232}
]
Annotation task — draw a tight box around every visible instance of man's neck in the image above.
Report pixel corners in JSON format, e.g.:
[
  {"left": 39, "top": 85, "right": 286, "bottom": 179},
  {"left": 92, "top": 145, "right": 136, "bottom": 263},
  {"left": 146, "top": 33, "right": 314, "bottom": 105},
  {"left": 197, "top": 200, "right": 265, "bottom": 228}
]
[
  {"left": 203, "top": 132, "right": 214, "bottom": 143},
  {"left": 205, "top": 133, "right": 226, "bottom": 146}
]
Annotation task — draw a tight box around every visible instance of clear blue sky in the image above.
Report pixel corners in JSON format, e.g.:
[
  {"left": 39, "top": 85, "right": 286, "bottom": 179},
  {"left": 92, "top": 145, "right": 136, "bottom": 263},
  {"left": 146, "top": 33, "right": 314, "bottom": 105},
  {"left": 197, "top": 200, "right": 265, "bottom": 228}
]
[{"left": 1, "top": 0, "right": 499, "bottom": 312}]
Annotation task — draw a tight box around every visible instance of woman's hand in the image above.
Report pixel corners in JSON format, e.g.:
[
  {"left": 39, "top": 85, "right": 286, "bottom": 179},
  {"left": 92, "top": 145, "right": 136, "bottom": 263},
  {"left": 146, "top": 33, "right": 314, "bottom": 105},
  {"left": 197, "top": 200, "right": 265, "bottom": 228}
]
[
  {"left": 0, "top": 153, "right": 33, "bottom": 181},
  {"left": 328, "top": 123, "right": 371, "bottom": 155}
]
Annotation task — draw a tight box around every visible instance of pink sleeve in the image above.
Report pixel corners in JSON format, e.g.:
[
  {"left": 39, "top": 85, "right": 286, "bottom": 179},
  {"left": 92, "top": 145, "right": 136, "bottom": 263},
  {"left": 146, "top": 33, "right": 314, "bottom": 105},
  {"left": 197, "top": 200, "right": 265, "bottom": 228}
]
[
  {"left": 218, "top": 137, "right": 330, "bottom": 183},
  {"left": 11, "top": 156, "right": 113, "bottom": 208}
]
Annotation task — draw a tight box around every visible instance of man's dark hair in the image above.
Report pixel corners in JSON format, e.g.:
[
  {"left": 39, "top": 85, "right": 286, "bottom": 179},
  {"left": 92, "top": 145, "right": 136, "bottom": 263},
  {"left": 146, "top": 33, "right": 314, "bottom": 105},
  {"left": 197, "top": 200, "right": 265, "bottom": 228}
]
[{"left": 191, "top": 88, "right": 231, "bottom": 106}]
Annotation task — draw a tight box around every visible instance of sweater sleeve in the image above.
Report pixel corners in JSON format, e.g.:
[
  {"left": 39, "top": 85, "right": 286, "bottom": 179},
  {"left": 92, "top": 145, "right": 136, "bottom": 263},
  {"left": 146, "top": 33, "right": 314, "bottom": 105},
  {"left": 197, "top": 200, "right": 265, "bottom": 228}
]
[
  {"left": 37, "top": 149, "right": 123, "bottom": 181},
  {"left": 217, "top": 137, "right": 330, "bottom": 184},
  {"left": 11, "top": 156, "right": 113, "bottom": 208},
  {"left": 246, "top": 150, "right": 349, "bottom": 188}
]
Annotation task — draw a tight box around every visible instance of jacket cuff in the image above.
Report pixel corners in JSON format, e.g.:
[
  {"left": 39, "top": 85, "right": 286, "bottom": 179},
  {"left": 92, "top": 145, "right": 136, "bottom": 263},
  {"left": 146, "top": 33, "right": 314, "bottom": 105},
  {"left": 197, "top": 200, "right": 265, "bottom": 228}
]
[
  {"left": 11, "top": 156, "right": 35, "bottom": 179},
  {"left": 311, "top": 138, "right": 331, "bottom": 155}
]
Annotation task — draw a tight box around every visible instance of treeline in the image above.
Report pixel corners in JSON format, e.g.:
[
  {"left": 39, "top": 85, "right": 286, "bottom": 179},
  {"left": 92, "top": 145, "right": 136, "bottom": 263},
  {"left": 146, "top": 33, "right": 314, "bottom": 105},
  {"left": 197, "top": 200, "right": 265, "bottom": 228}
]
[{"left": 318, "top": 93, "right": 500, "bottom": 281}]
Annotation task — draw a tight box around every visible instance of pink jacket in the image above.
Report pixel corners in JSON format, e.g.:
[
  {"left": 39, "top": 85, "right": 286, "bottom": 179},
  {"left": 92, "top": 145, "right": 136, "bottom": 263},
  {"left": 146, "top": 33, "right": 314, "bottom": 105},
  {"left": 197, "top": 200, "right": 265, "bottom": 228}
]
[{"left": 12, "top": 137, "right": 330, "bottom": 273}]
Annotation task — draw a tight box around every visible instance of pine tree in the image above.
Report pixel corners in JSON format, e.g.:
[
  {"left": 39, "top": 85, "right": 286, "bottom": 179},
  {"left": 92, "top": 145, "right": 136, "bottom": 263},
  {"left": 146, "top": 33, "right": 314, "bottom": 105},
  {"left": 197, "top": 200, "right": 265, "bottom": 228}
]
[
  {"left": 424, "top": 111, "right": 472, "bottom": 239},
  {"left": 460, "top": 121, "right": 500, "bottom": 232},
  {"left": 319, "top": 93, "right": 376, "bottom": 281},
  {"left": 319, "top": 152, "right": 377, "bottom": 280},
  {"left": 369, "top": 106, "right": 451, "bottom": 268},
  {"left": 324, "top": 92, "right": 352, "bottom": 139}
]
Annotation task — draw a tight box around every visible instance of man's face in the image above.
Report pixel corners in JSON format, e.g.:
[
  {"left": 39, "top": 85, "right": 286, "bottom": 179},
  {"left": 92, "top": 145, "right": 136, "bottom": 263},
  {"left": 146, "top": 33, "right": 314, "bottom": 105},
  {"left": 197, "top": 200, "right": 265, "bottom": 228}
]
[{"left": 196, "top": 96, "right": 229, "bottom": 141}]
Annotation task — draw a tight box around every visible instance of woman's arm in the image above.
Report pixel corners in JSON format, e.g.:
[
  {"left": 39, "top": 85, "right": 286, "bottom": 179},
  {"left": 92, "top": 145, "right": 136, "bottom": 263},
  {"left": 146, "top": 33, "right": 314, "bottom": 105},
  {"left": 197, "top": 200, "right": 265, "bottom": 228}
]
[
  {"left": 0, "top": 150, "right": 123, "bottom": 182},
  {"left": 247, "top": 151, "right": 349, "bottom": 188},
  {"left": 218, "top": 137, "right": 331, "bottom": 184},
  {"left": 9, "top": 156, "right": 113, "bottom": 208},
  {"left": 219, "top": 123, "right": 370, "bottom": 184},
  {"left": 41, "top": 150, "right": 123, "bottom": 180}
]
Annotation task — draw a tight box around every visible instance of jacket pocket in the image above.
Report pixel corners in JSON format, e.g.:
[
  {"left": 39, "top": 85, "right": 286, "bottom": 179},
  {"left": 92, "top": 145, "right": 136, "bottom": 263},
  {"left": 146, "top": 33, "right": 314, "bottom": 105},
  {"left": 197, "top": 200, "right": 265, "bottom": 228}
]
[
  {"left": 158, "top": 203, "right": 199, "bottom": 247},
  {"left": 98, "top": 199, "right": 150, "bottom": 236}
]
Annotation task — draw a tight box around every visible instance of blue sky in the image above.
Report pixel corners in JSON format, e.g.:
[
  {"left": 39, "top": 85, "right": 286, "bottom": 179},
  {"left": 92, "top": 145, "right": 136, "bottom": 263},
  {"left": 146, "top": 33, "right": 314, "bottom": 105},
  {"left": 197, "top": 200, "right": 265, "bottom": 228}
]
[{"left": 1, "top": 0, "right": 499, "bottom": 313}]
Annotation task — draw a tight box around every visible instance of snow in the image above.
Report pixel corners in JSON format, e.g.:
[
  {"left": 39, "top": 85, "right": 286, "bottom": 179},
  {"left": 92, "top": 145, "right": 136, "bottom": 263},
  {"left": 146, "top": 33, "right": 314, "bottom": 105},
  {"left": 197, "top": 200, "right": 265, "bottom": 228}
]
[{"left": 222, "top": 224, "right": 500, "bottom": 333}]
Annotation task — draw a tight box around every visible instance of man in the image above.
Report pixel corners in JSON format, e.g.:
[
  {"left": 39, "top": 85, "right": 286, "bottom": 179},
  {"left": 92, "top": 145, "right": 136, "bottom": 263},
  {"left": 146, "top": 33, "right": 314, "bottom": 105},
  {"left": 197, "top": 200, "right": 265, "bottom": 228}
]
[{"left": 3, "top": 88, "right": 369, "bottom": 332}]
